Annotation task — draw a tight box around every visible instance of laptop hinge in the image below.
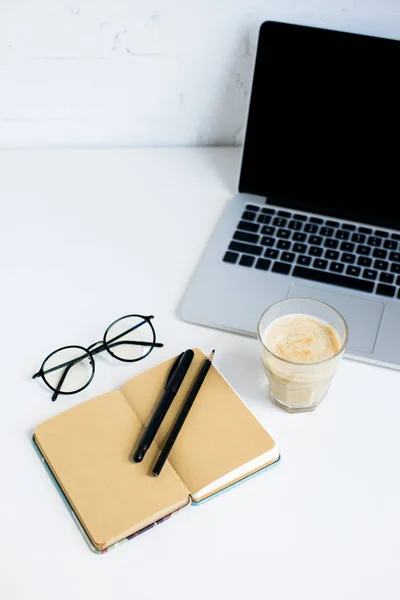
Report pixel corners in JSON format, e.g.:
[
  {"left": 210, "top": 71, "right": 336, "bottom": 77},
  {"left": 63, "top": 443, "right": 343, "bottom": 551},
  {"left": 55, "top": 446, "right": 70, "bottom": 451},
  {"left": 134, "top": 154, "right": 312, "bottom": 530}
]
[{"left": 265, "top": 196, "right": 302, "bottom": 210}]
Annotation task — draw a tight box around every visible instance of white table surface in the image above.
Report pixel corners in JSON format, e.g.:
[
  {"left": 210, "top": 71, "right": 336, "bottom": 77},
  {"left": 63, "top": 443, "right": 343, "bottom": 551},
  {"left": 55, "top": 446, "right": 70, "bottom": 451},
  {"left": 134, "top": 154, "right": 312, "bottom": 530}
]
[{"left": 1, "top": 147, "right": 399, "bottom": 600}]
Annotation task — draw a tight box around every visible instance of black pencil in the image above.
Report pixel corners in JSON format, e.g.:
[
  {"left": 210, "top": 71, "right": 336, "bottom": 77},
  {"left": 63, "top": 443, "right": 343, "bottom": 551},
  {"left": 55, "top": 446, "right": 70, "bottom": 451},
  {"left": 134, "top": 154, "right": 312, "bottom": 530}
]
[{"left": 151, "top": 350, "right": 215, "bottom": 477}]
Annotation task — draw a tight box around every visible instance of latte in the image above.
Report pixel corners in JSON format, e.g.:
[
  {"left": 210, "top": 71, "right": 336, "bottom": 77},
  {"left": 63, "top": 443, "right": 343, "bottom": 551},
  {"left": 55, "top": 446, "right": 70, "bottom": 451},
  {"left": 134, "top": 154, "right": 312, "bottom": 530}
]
[
  {"left": 260, "top": 312, "right": 344, "bottom": 412},
  {"left": 264, "top": 314, "right": 341, "bottom": 364}
]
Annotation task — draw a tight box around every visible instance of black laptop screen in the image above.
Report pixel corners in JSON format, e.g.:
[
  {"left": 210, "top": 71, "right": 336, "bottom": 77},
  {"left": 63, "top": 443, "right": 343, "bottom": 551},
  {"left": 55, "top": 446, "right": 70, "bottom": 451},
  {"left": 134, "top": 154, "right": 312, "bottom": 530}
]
[{"left": 239, "top": 21, "right": 400, "bottom": 229}]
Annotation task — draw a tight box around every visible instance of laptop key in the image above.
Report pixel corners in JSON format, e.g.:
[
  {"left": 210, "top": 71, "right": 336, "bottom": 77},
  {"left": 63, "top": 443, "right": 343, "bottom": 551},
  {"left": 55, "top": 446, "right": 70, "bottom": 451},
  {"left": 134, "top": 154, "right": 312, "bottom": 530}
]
[
  {"left": 391, "top": 233, "right": 400, "bottom": 241},
  {"left": 309, "top": 246, "right": 323, "bottom": 257},
  {"left": 237, "top": 220, "right": 259, "bottom": 233},
  {"left": 297, "top": 255, "right": 312, "bottom": 266},
  {"left": 308, "top": 246, "right": 323, "bottom": 258},
  {"left": 390, "top": 263, "right": 400, "bottom": 274},
  {"left": 341, "top": 242, "right": 355, "bottom": 252},
  {"left": 229, "top": 241, "right": 262, "bottom": 256},
  {"left": 325, "top": 250, "right": 339, "bottom": 260},
  {"left": 233, "top": 231, "right": 259, "bottom": 244},
  {"left": 364, "top": 269, "right": 377, "bottom": 280},
  {"left": 347, "top": 265, "right": 361, "bottom": 277},
  {"left": 335, "top": 230, "right": 350, "bottom": 240},
  {"left": 376, "top": 283, "right": 395, "bottom": 297},
  {"left": 373, "top": 248, "right": 387, "bottom": 259},
  {"left": 261, "top": 207, "right": 275, "bottom": 214},
  {"left": 239, "top": 255, "right": 255, "bottom": 267},
  {"left": 292, "top": 232, "right": 307, "bottom": 242},
  {"left": 257, "top": 214, "right": 271, "bottom": 224},
  {"left": 288, "top": 220, "right": 302, "bottom": 230},
  {"left": 308, "top": 235, "right": 322, "bottom": 245},
  {"left": 272, "top": 261, "right": 291, "bottom": 275},
  {"left": 277, "top": 228, "right": 291, "bottom": 239},
  {"left": 380, "top": 272, "right": 394, "bottom": 284},
  {"left": 278, "top": 210, "right": 291, "bottom": 218},
  {"left": 359, "top": 227, "right": 373, "bottom": 234},
  {"left": 375, "top": 230, "right": 389, "bottom": 237},
  {"left": 294, "top": 214, "right": 307, "bottom": 221},
  {"left": 277, "top": 240, "right": 291, "bottom": 250},
  {"left": 373, "top": 260, "right": 389, "bottom": 271},
  {"left": 265, "top": 248, "right": 279, "bottom": 259},
  {"left": 309, "top": 217, "right": 323, "bottom": 224},
  {"left": 314, "top": 259, "right": 328, "bottom": 270},
  {"left": 293, "top": 266, "right": 374, "bottom": 293},
  {"left": 384, "top": 239, "right": 397, "bottom": 250},
  {"left": 358, "top": 256, "right": 372, "bottom": 267},
  {"left": 389, "top": 252, "right": 400, "bottom": 262},
  {"left": 281, "top": 252, "right": 295, "bottom": 263},
  {"left": 242, "top": 211, "right": 256, "bottom": 221},
  {"left": 255, "top": 258, "right": 271, "bottom": 271},
  {"left": 352, "top": 233, "right": 366, "bottom": 243},
  {"left": 368, "top": 236, "right": 381, "bottom": 247},
  {"left": 293, "top": 243, "right": 307, "bottom": 253},
  {"left": 261, "top": 236, "right": 275, "bottom": 246},
  {"left": 246, "top": 204, "right": 260, "bottom": 211},
  {"left": 273, "top": 217, "right": 287, "bottom": 227},
  {"left": 324, "top": 238, "right": 338, "bottom": 249},
  {"left": 223, "top": 251, "right": 239, "bottom": 264},
  {"left": 326, "top": 220, "right": 339, "bottom": 227},
  {"left": 357, "top": 245, "right": 370, "bottom": 255},
  {"left": 330, "top": 262, "right": 344, "bottom": 273},
  {"left": 342, "top": 223, "right": 356, "bottom": 231},
  {"left": 320, "top": 227, "right": 334, "bottom": 237},
  {"left": 304, "top": 224, "right": 318, "bottom": 233},
  {"left": 261, "top": 225, "right": 276, "bottom": 235},
  {"left": 342, "top": 253, "right": 355, "bottom": 263}
]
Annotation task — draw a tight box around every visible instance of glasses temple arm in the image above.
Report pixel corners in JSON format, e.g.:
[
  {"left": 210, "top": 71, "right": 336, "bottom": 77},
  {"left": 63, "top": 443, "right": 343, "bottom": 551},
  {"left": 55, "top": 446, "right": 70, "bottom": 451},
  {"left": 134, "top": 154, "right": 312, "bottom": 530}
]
[
  {"left": 34, "top": 351, "right": 92, "bottom": 378},
  {"left": 51, "top": 357, "right": 83, "bottom": 402},
  {"left": 105, "top": 318, "right": 150, "bottom": 346},
  {"left": 106, "top": 340, "right": 163, "bottom": 350}
]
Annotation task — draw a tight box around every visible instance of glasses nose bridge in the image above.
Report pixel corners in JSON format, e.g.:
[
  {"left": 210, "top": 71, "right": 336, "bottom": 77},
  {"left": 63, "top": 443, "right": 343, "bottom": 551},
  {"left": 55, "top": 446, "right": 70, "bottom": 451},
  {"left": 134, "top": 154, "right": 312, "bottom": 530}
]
[
  {"left": 87, "top": 340, "right": 103, "bottom": 351},
  {"left": 87, "top": 340, "right": 105, "bottom": 360}
]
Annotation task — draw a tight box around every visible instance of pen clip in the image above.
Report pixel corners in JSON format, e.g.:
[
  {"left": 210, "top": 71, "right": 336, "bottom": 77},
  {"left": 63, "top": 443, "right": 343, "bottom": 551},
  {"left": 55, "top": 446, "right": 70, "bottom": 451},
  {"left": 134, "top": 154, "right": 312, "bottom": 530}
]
[
  {"left": 165, "top": 349, "right": 194, "bottom": 393},
  {"left": 166, "top": 352, "right": 184, "bottom": 386}
]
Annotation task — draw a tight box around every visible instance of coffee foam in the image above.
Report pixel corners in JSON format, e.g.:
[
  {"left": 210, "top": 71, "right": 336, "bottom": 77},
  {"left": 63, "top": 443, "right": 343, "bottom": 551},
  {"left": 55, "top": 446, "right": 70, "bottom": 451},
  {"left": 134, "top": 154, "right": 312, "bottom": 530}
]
[{"left": 263, "top": 313, "right": 341, "bottom": 364}]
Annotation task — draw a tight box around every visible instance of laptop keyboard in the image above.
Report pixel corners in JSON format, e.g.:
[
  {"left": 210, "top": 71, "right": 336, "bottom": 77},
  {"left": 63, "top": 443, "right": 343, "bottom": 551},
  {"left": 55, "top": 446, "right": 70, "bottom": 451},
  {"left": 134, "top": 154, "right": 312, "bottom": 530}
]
[{"left": 223, "top": 204, "right": 400, "bottom": 299}]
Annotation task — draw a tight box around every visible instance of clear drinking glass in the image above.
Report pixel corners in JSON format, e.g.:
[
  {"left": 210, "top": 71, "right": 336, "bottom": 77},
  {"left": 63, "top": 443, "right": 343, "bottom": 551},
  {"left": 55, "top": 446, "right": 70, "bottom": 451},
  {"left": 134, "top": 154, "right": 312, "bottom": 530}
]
[{"left": 257, "top": 298, "right": 348, "bottom": 413}]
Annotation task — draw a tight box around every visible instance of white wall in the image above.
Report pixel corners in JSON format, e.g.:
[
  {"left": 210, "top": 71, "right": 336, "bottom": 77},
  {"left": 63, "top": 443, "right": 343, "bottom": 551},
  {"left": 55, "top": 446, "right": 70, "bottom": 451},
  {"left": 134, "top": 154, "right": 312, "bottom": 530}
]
[{"left": 0, "top": 0, "right": 399, "bottom": 148}]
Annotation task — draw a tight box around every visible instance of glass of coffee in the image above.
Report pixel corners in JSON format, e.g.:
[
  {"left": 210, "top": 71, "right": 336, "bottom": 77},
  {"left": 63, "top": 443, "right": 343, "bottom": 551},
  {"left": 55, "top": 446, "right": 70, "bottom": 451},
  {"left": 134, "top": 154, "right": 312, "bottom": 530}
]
[{"left": 257, "top": 298, "right": 348, "bottom": 413}]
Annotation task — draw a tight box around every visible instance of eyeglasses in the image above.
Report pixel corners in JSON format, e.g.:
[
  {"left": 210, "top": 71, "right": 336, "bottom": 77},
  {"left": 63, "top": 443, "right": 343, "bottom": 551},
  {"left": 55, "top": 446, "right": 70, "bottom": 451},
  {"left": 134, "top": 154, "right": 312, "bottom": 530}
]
[{"left": 33, "top": 314, "right": 163, "bottom": 401}]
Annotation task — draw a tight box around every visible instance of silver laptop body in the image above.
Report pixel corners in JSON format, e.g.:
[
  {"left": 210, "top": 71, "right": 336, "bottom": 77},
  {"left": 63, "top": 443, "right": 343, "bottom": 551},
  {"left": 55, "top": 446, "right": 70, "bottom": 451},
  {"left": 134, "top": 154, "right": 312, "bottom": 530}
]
[{"left": 180, "top": 21, "right": 400, "bottom": 370}]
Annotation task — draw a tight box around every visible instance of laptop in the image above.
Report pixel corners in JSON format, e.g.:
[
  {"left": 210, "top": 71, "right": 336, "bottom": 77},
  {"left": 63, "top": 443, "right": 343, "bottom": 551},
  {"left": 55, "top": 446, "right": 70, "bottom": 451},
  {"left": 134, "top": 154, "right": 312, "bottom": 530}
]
[{"left": 179, "top": 21, "right": 400, "bottom": 370}]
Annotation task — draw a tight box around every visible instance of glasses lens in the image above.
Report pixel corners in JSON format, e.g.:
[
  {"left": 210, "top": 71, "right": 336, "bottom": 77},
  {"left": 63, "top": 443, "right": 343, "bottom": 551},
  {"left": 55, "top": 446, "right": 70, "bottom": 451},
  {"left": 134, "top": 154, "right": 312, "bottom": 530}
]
[
  {"left": 104, "top": 315, "right": 155, "bottom": 361},
  {"left": 41, "top": 346, "right": 93, "bottom": 394}
]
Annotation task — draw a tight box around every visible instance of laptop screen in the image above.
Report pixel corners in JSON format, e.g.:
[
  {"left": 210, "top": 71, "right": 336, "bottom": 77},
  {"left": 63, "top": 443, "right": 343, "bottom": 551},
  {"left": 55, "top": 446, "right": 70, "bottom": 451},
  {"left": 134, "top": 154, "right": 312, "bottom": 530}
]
[{"left": 239, "top": 21, "right": 400, "bottom": 229}]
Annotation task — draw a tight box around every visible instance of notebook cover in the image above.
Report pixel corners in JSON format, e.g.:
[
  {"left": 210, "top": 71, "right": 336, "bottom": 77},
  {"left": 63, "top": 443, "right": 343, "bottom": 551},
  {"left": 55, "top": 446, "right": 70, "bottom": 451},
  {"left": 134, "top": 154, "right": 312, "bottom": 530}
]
[
  {"left": 33, "top": 391, "right": 190, "bottom": 552},
  {"left": 121, "top": 348, "right": 278, "bottom": 501}
]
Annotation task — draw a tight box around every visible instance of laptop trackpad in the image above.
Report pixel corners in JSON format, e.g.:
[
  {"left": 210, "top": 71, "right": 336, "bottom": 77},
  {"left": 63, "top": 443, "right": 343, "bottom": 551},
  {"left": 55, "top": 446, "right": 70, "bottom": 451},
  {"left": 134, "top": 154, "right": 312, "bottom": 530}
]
[{"left": 286, "top": 284, "right": 384, "bottom": 354}]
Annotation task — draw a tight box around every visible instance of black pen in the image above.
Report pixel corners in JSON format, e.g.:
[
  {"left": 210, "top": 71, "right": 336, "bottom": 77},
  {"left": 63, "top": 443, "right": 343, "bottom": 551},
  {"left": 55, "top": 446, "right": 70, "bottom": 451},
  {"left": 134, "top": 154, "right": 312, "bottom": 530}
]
[
  {"left": 133, "top": 349, "right": 194, "bottom": 463},
  {"left": 151, "top": 350, "right": 215, "bottom": 477}
]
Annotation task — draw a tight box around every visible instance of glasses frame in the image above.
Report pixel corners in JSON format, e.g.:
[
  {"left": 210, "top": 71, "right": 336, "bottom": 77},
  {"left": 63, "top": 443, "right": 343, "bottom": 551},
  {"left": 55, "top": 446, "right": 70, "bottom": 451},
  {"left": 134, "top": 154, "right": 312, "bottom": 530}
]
[{"left": 33, "top": 314, "right": 163, "bottom": 402}]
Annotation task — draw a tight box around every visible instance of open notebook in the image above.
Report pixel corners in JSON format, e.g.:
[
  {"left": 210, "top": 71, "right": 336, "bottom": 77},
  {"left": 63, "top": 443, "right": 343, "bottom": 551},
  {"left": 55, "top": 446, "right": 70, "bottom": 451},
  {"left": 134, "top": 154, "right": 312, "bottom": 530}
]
[{"left": 33, "top": 349, "right": 280, "bottom": 553}]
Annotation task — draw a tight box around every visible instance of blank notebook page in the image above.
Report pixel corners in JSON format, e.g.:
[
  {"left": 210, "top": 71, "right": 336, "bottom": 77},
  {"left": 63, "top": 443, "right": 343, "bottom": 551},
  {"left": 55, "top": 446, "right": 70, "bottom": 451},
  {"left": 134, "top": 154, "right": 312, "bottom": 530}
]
[{"left": 121, "top": 349, "right": 278, "bottom": 501}]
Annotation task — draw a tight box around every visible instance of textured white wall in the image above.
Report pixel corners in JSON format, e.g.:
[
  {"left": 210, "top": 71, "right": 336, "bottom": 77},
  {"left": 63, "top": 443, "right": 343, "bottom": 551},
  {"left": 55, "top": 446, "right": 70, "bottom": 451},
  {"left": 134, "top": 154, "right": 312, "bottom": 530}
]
[{"left": 0, "top": 0, "right": 399, "bottom": 147}]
